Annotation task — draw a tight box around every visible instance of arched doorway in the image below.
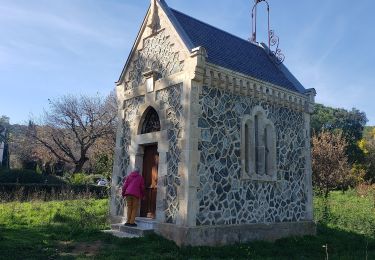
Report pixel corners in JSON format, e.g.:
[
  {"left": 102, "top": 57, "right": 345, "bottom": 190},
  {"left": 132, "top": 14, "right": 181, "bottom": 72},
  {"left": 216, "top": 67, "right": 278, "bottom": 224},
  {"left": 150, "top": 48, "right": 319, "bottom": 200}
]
[{"left": 139, "top": 107, "right": 160, "bottom": 219}]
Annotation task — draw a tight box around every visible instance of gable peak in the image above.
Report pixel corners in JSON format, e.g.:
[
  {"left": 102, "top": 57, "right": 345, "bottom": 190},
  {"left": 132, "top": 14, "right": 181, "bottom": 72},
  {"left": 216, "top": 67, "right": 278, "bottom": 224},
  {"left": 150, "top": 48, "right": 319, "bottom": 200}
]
[{"left": 148, "top": 0, "right": 161, "bottom": 34}]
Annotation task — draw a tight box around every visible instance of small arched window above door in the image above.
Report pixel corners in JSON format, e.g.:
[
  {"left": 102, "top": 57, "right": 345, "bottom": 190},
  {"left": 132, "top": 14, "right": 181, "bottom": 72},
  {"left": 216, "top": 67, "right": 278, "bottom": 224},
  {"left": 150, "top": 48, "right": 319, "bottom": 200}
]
[{"left": 140, "top": 107, "right": 161, "bottom": 134}]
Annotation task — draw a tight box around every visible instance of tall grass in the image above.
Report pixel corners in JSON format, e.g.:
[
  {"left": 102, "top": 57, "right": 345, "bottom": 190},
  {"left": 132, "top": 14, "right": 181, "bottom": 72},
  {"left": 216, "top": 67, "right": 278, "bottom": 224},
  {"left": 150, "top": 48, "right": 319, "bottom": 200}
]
[
  {"left": 0, "top": 184, "right": 108, "bottom": 202},
  {"left": 314, "top": 190, "right": 375, "bottom": 238}
]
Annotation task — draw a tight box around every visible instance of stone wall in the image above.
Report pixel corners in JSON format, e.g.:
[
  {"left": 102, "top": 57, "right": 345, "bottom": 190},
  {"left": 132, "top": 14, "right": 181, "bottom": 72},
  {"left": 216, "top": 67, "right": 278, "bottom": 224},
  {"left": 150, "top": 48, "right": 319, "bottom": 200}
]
[
  {"left": 196, "top": 85, "right": 308, "bottom": 225},
  {"left": 155, "top": 84, "right": 183, "bottom": 223},
  {"left": 111, "top": 84, "right": 183, "bottom": 224},
  {"left": 112, "top": 96, "right": 145, "bottom": 216},
  {"left": 125, "top": 30, "right": 184, "bottom": 91}
]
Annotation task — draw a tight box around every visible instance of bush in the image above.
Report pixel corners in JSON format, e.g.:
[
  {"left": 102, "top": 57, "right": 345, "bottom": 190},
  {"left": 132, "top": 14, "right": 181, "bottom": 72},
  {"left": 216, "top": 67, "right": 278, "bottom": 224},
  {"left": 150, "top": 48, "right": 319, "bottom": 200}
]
[
  {"left": 69, "top": 173, "right": 90, "bottom": 185},
  {"left": 68, "top": 173, "right": 106, "bottom": 185},
  {"left": 312, "top": 130, "right": 350, "bottom": 196},
  {"left": 0, "top": 169, "right": 65, "bottom": 184},
  {"left": 346, "top": 164, "right": 366, "bottom": 188},
  {"left": 356, "top": 183, "right": 375, "bottom": 198},
  {"left": 92, "top": 153, "right": 113, "bottom": 180}
]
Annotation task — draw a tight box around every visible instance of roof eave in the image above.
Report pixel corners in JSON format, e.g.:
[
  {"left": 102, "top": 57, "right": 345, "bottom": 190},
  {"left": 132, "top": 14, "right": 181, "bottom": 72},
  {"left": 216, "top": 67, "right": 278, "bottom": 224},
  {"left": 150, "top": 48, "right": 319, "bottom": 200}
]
[
  {"left": 260, "top": 43, "right": 306, "bottom": 94},
  {"left": 158, "top": 0, "right": 195, "bottom": 51}
]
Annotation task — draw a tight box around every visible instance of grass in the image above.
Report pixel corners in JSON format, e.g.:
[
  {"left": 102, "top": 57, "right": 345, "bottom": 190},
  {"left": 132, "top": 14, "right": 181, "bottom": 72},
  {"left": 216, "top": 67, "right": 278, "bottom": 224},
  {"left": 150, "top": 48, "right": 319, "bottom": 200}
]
[
  {"left": 0, "top": 191, "right": 374, "bottom": 259},
  {"left": 314, "top": 190, "right": 375, "bottom": 237}
]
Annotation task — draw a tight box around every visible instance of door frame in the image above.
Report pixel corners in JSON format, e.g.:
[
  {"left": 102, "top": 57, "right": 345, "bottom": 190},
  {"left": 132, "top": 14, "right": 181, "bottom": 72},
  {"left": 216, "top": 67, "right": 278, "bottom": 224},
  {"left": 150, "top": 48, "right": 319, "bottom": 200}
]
[{"left": 129, "top": 130, "right": 169, "bottom": 223}]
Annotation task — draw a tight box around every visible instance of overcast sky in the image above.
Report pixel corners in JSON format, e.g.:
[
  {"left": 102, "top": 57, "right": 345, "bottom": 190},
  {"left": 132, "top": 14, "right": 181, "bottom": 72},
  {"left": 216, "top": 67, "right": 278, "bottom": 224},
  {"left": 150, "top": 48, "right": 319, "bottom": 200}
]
[{"left": 1, "top": 0, "right": 374, "bottom": 125}]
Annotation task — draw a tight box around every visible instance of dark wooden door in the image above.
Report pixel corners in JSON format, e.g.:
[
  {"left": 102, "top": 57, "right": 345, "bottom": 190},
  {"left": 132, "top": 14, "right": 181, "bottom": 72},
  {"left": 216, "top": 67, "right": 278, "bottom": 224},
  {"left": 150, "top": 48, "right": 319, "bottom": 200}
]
[{"left": 140, "top": 145, "right": 159, "bottom": 218}]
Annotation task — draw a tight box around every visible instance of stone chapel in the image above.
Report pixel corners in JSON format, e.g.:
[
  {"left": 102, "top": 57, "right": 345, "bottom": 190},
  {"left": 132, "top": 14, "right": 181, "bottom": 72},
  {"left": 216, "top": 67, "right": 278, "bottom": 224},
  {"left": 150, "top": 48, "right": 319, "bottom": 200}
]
[{"left": 110, "top": 0, "right": 316, "bottom": 246}]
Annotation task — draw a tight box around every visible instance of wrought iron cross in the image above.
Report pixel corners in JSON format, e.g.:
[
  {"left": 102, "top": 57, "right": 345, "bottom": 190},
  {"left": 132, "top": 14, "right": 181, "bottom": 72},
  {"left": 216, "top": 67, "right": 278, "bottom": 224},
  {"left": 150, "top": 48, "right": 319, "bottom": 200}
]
[{"left": 251, "top": 0, "right": 285, "bottom": 64}]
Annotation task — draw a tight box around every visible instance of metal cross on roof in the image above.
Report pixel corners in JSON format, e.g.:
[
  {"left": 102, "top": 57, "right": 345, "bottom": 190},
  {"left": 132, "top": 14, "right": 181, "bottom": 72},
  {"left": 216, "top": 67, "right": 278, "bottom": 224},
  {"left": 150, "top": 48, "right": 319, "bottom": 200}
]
[{"left": 251, "top": 0, "right": 285, "bottom": 64}]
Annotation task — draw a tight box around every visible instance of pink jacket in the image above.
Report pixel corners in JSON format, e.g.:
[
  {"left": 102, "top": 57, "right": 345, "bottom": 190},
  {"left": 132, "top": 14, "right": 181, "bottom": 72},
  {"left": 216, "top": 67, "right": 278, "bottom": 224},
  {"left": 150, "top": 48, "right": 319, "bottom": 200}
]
[{"left": 122, "top": 171, "right": 145, "bottom": 199}]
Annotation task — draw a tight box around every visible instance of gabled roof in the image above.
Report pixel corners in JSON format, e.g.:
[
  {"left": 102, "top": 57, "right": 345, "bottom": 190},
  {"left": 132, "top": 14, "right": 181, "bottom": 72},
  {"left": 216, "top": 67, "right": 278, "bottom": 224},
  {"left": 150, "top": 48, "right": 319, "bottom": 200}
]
[{"left": 158, "top": 0, "right": 305, "bottom": 94}]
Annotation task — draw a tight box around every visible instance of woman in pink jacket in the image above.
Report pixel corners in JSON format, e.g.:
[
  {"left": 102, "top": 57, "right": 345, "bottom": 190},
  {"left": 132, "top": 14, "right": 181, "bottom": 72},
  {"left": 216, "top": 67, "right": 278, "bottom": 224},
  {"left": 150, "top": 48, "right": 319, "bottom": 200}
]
[{"left": 122, "top": 167, "right": 145, "bottom": 226}]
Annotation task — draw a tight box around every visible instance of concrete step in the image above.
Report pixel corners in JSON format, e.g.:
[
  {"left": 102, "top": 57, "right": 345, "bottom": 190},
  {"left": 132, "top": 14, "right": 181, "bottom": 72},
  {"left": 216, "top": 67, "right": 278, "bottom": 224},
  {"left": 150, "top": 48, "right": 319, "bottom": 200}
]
[
  {"left": 111, "top": 223, "right": 122, "bottom": 231},
  {"left": 118, "top": 225, "right": 154, "bottom": 236},
  {"left": 110, "top": 220, "right": 155, "bottom": 237},
  {"left": 135, "top": 217, "right": 157, "bottom": 229}
]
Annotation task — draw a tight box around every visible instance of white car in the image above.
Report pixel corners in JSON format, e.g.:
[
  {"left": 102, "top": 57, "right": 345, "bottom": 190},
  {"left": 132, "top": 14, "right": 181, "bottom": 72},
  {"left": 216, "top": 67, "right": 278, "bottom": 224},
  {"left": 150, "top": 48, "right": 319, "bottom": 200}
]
[{"left": 97, "top": 179, "right": 108, "bottom": 186}]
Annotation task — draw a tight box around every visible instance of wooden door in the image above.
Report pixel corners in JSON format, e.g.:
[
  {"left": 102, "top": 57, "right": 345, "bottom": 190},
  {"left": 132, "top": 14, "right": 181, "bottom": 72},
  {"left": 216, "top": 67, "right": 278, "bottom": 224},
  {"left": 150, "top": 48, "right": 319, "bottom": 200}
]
[{"left": 140, "top": 145, "right": 159, "bottom": 218}]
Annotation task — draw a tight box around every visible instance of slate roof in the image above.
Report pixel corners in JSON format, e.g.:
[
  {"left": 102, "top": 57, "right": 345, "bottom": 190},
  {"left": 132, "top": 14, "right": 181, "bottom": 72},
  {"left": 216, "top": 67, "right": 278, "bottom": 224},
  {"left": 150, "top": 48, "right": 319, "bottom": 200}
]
[{"left": 158, "top": 0, "right": 305, "bottom": 93}]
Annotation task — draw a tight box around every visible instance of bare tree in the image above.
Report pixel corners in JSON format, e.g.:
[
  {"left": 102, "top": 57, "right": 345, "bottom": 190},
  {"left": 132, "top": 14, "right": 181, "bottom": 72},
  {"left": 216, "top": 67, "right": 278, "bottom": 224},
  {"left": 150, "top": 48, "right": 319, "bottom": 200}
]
[
  {"left": 30, "top": 93, "right": 117, "bottom": 173},
  {"left": 312, "top": 130, "right": 350, "bottom": 197},
  {"left": 0, "top": 116, "right": 9, "bottom": 142},
  {"left": 0, "top": 116, "right": 10, "bottom": 169}
]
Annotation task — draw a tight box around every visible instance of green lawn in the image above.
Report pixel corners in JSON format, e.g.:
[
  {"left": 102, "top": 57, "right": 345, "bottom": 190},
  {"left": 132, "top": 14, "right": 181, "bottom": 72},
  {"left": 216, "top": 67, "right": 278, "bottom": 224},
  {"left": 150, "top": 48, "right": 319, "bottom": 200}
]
[{"left": 0, "top": 191, "right": 374, "bottom": 259}]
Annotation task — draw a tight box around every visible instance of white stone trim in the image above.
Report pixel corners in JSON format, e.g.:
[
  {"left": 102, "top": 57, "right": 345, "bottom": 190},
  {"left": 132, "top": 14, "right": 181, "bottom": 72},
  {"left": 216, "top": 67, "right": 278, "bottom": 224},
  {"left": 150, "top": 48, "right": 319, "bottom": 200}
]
[
  {"left": 116, "top": 0, "right": 191, "bottom": 86},
  {"left": 123, "top": 71, "right": 186, "bottom": 101},
  {"left": 241, "top": 106, "right": 277, "bottom": 182},
  {"left": 203, "top": 63, "right": 313, "bottom": 113},
  {"left": 241, "top": 115, "right": 256, "bottom": 178},
  {"left": 130, "top": 130, "right": 169, "bottom": 224},
  {"left": 303, "top": 112, "right": 314, "bottom": 221}
]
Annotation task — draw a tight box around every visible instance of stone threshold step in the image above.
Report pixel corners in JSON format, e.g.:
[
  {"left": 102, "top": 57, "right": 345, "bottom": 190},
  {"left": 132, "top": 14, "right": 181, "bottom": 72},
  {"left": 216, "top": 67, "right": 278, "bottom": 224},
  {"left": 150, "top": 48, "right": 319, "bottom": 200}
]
[
  {"left": 111, "top": 223, "right": 154, "bottom": 237},
  {"left": 135, "top": 217, "right": 157, "bottom": 229}
]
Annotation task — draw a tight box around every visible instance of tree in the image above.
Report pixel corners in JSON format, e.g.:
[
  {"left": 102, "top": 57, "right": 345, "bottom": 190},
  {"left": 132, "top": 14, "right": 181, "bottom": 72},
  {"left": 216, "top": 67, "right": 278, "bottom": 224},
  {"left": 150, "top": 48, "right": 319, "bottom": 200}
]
[
  {"left": 312, "top": 130, "right": 350, "bottom": 197},
  {"left": 30, "top": 93, "right": 117, "bottom": 173},
  {"left": 85, "top": 91, "right": 117, "bottom": 176},
  {"left": 0, "top": 116, "right": 10, "bottom": 169},
  {"left": 8, "top": 122, "right": 66, "bottom": 173},
  {"left": 366, "top": 145, "right": 375, "bottom": 182},
  {"left": 361, "top": 127, "right": 375, "bottom": 182},
  {"left": 8, "top": 123, "right": 40, "bottom": 170},
  {"left": 0, "top": 116, "right": 10, "bottom": 143},
  {"left": 311, "top": 104, "right": 367, "bottom": 164}
]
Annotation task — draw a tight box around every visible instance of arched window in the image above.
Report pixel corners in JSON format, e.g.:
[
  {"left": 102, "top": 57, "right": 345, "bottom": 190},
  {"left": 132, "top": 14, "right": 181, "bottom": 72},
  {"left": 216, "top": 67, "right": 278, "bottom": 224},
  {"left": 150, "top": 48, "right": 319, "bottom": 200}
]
[
  {"left": 254, "top": 114, "right": 260, "bottom": 175},
  {"left": 241, "top": 106, "right": 277, "bottom": 181},
  {"left": 140, "top": 107, "right": 161, "bottom": 134},
  {"left": 242, "top": 117, "right": 255, "bottom": 178},
  {"left": 264, "top": 126, "right": 269, "bottom": 174}
]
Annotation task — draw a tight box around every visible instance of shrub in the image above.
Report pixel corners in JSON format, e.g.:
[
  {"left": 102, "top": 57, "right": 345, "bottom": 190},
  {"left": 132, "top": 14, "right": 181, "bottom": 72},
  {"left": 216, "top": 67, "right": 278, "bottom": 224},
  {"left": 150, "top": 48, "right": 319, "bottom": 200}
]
[
  {"left": 356, "top": 183, "right": 375, "bottom": 203},
  {"left": 69, "top": 173, "right": 90, "bottom": 185},
  {"left": 68, "top": 173, "right": 106, "bottom": 185},
  {"left": 0, "top": 169, "right": 65, "bottom": 184},
  {"left": 92, "top": 153, "right": 113, "bottom": 180},
  {"left": 0, "top": 184, "right": 108, "bottom": 202},
  {"left": 312, "top": 130, "right": 350, "bottom": 197},
  {"left": 346, "top": 164, "right": 366, "bottom": 188}
]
